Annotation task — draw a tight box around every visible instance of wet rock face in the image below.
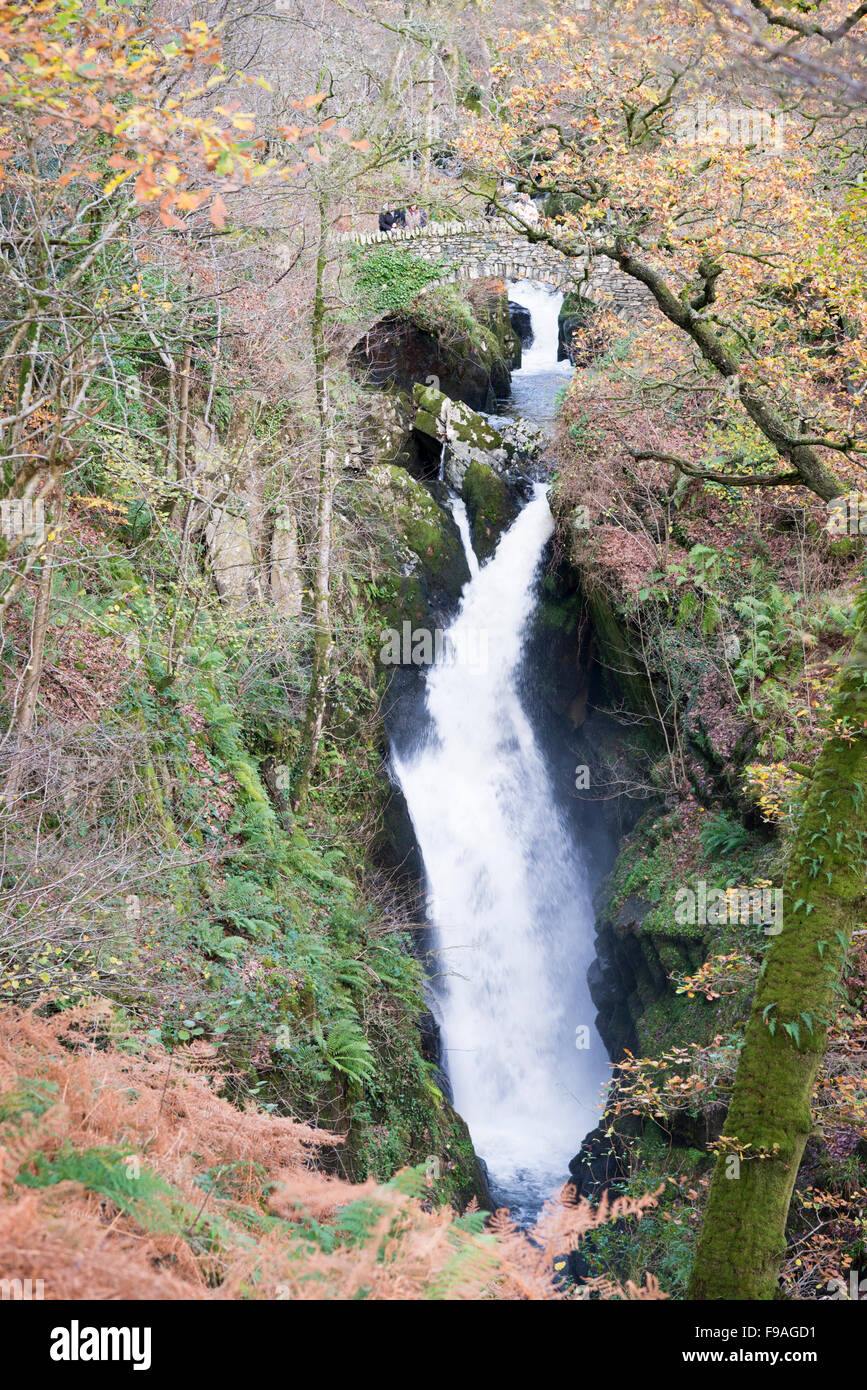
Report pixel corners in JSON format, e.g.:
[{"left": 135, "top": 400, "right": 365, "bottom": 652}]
[
  {"left": 465, "top": 277, "right": 523, "bottom": 373},
  {"left": 558, "top": 293, "right": 606, "bottom": 366},
  {"left": 349, "top": 315, "right": 501, "bottom": 412},
  {"left": 509, "top": 301, "right": 533, "bottom": 345},
  {"left": 461, "top": 460, "right": 518, "bottom": 562},
  {"left": 368, "top": 461, "right": 470, "bottom": 623}
]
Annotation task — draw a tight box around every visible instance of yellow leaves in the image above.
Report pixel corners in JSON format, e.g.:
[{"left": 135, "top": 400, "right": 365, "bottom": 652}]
[
  {"left": 103, "top": 168, "right": 131, "bottom": 195},
  {"left": 1, "top": 0, "right": 349, "bottom": 224},
  {"left": 743, "top": 762, "right": 806, "bottom": 825},
  {"left": 174, "top": 188, "right": 203, "bottom": 212}
]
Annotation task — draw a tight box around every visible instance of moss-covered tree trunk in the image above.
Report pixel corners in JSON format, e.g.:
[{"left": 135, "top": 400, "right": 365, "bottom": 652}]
[
  {"left": 292, "top": 198, "right": 334, "bottom": 812},
  {"left": 689, "top": 615, "right": 867, "bottom": 1299}
]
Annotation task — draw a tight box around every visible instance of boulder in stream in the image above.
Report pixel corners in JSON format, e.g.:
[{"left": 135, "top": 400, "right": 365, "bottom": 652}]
[
  {"left": 509, "top": 300, "right": 533, "bottom": 345},
  {"left": 461, "top": 460, "right": 519, "bottom": 562},
  {"left": 411, "top": 383, "right": 543, "bottom": 491}
]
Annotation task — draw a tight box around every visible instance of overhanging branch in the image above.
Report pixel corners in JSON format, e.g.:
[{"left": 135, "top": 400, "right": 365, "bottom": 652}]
[{"left": 626, "top": 446, "right": 801, "bottom": 488}]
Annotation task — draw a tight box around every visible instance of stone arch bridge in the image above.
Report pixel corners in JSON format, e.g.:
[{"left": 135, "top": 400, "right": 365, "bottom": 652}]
[{"left": 331, "top": 217, "right": 650, "bottom": 317}]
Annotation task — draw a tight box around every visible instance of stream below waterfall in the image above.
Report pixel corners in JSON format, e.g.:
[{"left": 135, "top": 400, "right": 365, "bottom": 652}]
[{"left": 390, "top": 281, "right": 610, "bottom": 1220}]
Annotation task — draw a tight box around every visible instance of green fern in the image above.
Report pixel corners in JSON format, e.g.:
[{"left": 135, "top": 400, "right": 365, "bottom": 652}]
[
  {"left": 314, "top": 1020, "right": 376, "bottom": 1087},
  {"left": 700, "top": 813, "right": 751, "bottom": 858}
]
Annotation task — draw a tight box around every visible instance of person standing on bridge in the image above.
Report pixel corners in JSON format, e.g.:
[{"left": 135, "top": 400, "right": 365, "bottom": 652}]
[{"left": 378, "top": 205, "right": 394, "bottom": 233}]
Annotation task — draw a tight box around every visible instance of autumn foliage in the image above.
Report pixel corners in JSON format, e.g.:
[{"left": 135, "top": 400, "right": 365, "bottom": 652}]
[
  {"left": 0, "top": 0, "right": 356, "bottom": 227},
  {"left": 460, "top": 0, "right": 867, "bottom": 501},
  {"left": 0, "top": 1001, "right": 665, "bottom": 1300}
]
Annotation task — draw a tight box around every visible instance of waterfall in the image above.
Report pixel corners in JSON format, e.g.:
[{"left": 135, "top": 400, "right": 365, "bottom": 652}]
[
  {"left": 393, "top": 489, "right": 607, "bottom": 1214},
  {"left": 504, "top": 280, "right": 572, "bottom": 426},
  {"left": 448, "top": 496, "right": 480, "bottom": 580},
  {"left": 390, "top": 282, "right": 608, "bottom": 1217},
  {"left": 509, "top": 281, "right": 573, "bottom": 376}
]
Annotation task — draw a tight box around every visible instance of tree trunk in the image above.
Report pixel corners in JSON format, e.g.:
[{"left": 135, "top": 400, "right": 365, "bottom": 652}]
[
  {"left": 169, "top": 338, "right": 191, "bottom": 528},
  {"left": 5, "top": 506, "right": 58, "bottom": 805},
  {"left": 421, "top": 48, "right": 436, "bottom": 195},
  {"left": 608, "top": 245, "right": 847, "bottom": 503},
  {"left": 689, "top": 613, "right": 867, "bottom": 1299},
  {"left": 14, "top": 508, "right": 56, "bottom": 739},
  {"left": 292, "top": 201, "right": 335, "bottom": 812},
  {"left": 176, "top": 339, "right": 192, "bottom": 485},
  {"left": 292, "top": 449, "right": 334, "bottom": 813}
]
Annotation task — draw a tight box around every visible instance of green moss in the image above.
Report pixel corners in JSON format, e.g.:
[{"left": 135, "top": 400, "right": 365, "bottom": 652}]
[
  {"left": 690, "top": 616, "right": 867, "bottom": 1299},
  {"left": 348, "top": 245, "right": 445, "bottom": 317},
  {"left": 410, "top": 383, "right": 506, "bottom": 453},
  {"left": 413, "top": 409, "right": 439, "bottom": 439},
  {"left": 369, "top": 462, "right": 469, "bottom": 599},
  {"left": 583, "top": 582, "right": 657, "bottom": 718},
  {"left": 461, "top": 460, "right": 517, "bottom": 562}
]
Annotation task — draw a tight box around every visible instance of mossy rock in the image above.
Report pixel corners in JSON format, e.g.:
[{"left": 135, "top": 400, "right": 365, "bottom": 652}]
[
  {"left": 412, "top": 409, "right": 440, "bottom": 440},
  {"left": 410, "top": 383, "right": 513, "bottom": 488},
  {"left": 413, "top": 382, "right": 445, "bottom": 419},
  {"left": 411, "top": 383, "right": 506, "bottom": 454},
  {"left": 368, "top": 462, "right": 470, "bottom": 621},
  {"left": 466, "top": 278, "right": 522, "bottom": 370},
  {"left": 559, "top": 292, "right": 594, "bottom": 323},
  {"left": 583, "top": 582, "right": 656, "bottom": 718},
  {"left": 461, "top": 460, "right": 518, "bottom": 562}
]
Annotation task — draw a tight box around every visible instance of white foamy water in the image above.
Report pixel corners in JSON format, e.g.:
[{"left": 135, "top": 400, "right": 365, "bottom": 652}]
[
  {"left": 392, "top": 484, "right": 607, "bottom": 1214},
  {"left": 389, "top": 283, "right": 608, "bottom": 1217},
  {"left": 448, "top": 496, "right": 480, "bottom": 579},
  {"left": 505, "top": 280, "right": 572, "bottom": 427}
]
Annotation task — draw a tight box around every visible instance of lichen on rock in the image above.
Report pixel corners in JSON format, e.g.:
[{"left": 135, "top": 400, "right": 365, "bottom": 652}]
[{"left": 410, "top": 382, "right": 542, "bottom": 491}]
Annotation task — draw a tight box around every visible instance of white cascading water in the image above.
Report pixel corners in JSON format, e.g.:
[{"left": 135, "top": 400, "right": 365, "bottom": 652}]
[
  {"left": 448, "top": 496, "right": 480, "bottom": 580},
  {"left": 391, "top": 283, "right": 608, "bottom": 1216},
  {"left": 505, "top": 280, "right": 573, "bottom": 424}
]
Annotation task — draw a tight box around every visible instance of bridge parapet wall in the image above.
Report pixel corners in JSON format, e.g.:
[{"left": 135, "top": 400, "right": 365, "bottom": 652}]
[{"left": 331, "top": 219, "right": 649, "bottom": 318}]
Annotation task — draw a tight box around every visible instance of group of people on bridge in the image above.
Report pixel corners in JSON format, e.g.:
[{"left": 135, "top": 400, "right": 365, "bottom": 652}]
[
  {"left": 374, "top": 186, "right": 540, "bottom": 235},
  {"left": 378, "top": 204, "right": 428, "bottom": 232}
]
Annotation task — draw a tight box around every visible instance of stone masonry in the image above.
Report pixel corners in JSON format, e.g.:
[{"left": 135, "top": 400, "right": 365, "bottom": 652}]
[{"left": 332, "top": 217, "right": 650, "bottom": 317}]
